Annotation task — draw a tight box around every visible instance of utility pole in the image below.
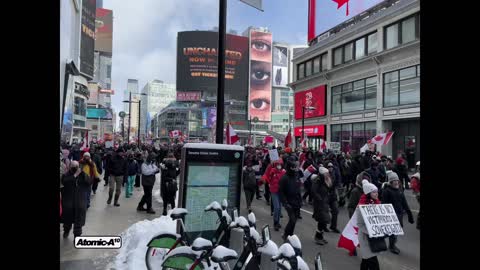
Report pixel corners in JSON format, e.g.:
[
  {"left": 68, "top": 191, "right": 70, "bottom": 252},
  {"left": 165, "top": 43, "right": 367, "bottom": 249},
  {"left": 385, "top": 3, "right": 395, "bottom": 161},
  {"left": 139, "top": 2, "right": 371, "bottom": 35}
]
[{"left": 215, "top": 0, "right": 227, "bottom": 144}]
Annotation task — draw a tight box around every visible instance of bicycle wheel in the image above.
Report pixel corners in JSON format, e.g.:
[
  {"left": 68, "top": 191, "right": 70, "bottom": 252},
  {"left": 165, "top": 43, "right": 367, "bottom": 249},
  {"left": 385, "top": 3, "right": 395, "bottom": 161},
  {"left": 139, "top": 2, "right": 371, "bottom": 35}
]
[{"left": 145, "top": 234, "right": 182, "bottom": 270}]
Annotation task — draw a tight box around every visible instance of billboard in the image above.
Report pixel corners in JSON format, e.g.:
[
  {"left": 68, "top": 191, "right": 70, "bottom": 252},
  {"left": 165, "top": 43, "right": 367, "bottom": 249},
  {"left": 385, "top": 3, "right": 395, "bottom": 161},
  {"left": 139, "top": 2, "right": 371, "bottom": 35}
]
[
  {"left": 272, "top": 45, "right": 288, "bottom": 87},
  {"left": 176, "top": 31, "right": 249, "bottom": 102},
  {"left": 294, "top": 85, "right": 326, "bottom": 120},
  {"left": 248, "top": 30, "right": 272, "bottom": 122},
  {"left": 95, "top": 8, "right": 113, "bottom": 53},
  {"left": 80, "top": 0, "right": 96, "bottom": 77},
  {"left": 177, "top": 91, "right": 202, "bottom": 102},
  {"left": 308, "top": 0, "right": 385, "bottom": 43},
  {"left": 86, "top": 108, "right": 113, "bottom": 120}
]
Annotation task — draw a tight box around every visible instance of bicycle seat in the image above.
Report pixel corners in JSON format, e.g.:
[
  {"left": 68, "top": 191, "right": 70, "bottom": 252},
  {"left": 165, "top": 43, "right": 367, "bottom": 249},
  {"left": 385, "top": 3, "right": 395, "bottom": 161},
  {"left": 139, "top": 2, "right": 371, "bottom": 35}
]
[
  {"left": 191, "top": 238, "right": 213, "bottom": 252},
  {"left": 170, "top": 208, "right": 188, "bottom": 220},
  {"left": 211, "top": 246, "right": 238, "bottom": 263}
]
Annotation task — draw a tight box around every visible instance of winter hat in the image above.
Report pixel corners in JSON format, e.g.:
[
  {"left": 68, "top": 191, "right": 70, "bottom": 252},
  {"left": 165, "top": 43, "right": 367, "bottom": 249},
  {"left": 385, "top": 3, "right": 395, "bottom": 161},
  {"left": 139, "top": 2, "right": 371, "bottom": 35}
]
[
  {"left": 362, "top": 180, "right": 378, "bottom": 195},
  {"left": 386, "top": 171, "right": 400, "bottom": 183},
  {"left": 318, "top": 167, "right": 329, "bottom": 175},
  {"left": 327, "top": 162, "right": 334, "bottom": 168},
  {"left": 411, "top": 173, "right": 420, "bottom": 180},
  {"left": 83, "top": 152, "right": 91, "bottom": 158},
  {"left": 285, "top": 147, "right": 292, "bottom": 154}
]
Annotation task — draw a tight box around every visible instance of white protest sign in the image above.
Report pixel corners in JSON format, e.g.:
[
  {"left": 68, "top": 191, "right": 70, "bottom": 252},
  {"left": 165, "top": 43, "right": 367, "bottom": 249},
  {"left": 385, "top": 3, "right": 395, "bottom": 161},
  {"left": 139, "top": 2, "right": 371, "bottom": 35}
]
[
  {"left": 330, "top": 142, "right": 341, "bottom": 152},
  {"left": 105, "top": 141, "right": 114, "bottom": 149},
  {"left": 358, "top": 204, "right": 404, "bottom": 238},
  {"left": 268, "top": 149, "right": 279, "bottom": 161}
]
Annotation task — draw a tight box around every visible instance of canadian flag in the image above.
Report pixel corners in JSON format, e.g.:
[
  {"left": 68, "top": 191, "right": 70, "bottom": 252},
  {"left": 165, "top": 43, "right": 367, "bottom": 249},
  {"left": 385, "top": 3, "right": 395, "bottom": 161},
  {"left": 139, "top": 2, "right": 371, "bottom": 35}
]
[
  {"left": 284, "top": 129, "right": 292, "bottom": 148},
  {"left": 300, "top": 134, "right": 308, "bottom": 148},
  {"left": 169, "top": 130, "right": 182, "bottom": 138},
  {"left": 338, "top": 208, "right": 360, "bottom": 256},
  {"left": 302, "top": 164, "right": 317, "bottom": 181},
  {"left": 226, "top": 123, "right": 239, "bottom": 145},
  {"left": 264, "top": 135, "right": 274, "bottom": 145},
  {"left": 370, "top": 131, "right": 394, "bottom": 145}
]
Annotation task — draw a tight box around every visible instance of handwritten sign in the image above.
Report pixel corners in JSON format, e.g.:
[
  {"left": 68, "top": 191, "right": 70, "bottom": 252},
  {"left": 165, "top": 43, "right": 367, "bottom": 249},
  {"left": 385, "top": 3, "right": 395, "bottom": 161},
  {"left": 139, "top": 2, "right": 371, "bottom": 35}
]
[
  {"left": 268, "top": 149, "right": 279, "bottom": 161},
  {"left": 358, "top": 204, "right": 404, "bottom": 238}
]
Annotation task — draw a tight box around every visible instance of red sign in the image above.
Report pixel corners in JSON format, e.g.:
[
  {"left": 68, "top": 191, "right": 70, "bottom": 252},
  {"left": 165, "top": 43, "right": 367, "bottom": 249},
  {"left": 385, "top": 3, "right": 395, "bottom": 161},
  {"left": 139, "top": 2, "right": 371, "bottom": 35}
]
[
  {"left": 294, "top": 85, "right": 326, "bottom": 120},
  {"left": 294, "top": 125, "right": 325, "bottom": 137},
  {"left": 177, "top": 91, "right": 201, "bottom": 101},
  {"left": 100, "top": 89, "right": 115, "bottom": 95}
]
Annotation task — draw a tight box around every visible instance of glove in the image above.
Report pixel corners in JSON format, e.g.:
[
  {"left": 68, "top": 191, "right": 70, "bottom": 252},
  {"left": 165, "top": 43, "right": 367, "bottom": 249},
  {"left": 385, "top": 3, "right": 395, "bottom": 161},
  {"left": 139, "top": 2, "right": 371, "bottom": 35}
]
[{"left": 408, "top": 213, "right": 414, "bottom": 224}]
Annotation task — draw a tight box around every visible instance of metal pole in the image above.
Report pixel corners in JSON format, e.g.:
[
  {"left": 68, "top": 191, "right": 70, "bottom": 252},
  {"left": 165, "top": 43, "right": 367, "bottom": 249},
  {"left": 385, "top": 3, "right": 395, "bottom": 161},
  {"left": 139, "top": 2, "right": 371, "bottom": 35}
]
[
  {"left": 302, "top": 106, "right": 305, "bottom": 146},
  {"left": 249, "top": 116, "right": 252, "bottom": 142},
  {"left": 121, "top": 117, "right": 125, "bottom": 140},
  {"left": 97, "top": 89, "right": 101, "bottom": 144},
  {"left": 138, "top": 99, "right": 141, "bottom": 146},
  {"left": 127, "top": 92, "right": 132, "bottom": 143},
  {"left": 215, "top": 0, "right": 227, "bottom": 144}
]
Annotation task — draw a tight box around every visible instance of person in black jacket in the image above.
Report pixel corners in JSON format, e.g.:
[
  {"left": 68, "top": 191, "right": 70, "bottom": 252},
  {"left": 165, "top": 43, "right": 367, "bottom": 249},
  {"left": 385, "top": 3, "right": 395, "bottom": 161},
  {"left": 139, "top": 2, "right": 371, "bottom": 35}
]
[
  {"left": 279, "top": 157, "right": 302, "bottom": 241},
  {"left": 381, "top": 171, "right": 414, "bottom": 255},
  {"left": 125, "top": 153, "right": 139, "bottom": 198},
  {"left": 325, "top": 163, "right": 340, "bottom": 233},
  {"left": 311, "top": 168, "right": 332, "bottom": 245},
  {"left": 242, "top": 160, "right": 257, "bottom": 212},
  {"left": 301, "top": 151, "right": 316, "bottom": 204},
  {"left": 134, "top": 152, "right": 144, "bottom": 188},
  {"left": 61, "top": 161, "right": 92, "bottom": 238},
  {"left": 365, "top": 160, "right": 382, "bottom": 190},
  {"left": 347, "top": 172, "right": 371, "bottom": 218},
  {"left": 138, "top": 154, "right": 160, "bottom": 214},
  {"left": 106, "top": 149, "right": 127, "bottom": 206},
  {"left": 160, "top": 153, "right": 180, "bottom": 215}
]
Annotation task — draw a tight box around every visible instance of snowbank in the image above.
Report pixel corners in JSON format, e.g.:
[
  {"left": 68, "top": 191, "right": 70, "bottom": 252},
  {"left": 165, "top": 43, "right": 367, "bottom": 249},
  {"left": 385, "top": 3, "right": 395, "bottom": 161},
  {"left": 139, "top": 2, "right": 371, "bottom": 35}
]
[{"left": 115, "top": 215, "right": 176, "bottom": 270}]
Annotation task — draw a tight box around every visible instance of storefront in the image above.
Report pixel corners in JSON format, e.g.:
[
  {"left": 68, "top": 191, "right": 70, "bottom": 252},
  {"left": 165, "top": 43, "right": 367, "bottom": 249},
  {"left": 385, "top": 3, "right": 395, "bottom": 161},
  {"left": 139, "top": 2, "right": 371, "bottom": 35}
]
[
  {"left": 390, "top": 119, "right": 420, "bottom": 169},
  {"left": 330, "top": 121, "right": 376, "bottom": 156},
  {"left": 294, "top": 124, "right": 326, "bottom": 150}
]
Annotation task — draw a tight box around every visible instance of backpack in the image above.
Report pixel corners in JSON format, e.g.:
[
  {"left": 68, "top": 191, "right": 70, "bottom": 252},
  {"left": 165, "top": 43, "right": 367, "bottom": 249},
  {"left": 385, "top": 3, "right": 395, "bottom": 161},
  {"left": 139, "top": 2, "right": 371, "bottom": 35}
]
[{"left": 243, "top": 169, "right": 257, "bottom": 190}]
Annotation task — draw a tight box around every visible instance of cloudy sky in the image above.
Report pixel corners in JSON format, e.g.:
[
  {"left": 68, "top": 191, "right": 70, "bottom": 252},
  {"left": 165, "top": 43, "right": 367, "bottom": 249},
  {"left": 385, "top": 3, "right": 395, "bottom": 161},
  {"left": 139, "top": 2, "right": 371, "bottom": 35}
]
[{"left": 102, "top": 0, "right": 356, "bottom": 123}]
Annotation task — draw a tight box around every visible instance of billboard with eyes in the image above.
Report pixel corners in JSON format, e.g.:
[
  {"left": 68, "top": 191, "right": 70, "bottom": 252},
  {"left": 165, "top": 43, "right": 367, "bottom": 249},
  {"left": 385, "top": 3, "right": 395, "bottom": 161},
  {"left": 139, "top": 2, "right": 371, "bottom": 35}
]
[{"left": 248, "top": 30, "right": 272, "bottom": 122}]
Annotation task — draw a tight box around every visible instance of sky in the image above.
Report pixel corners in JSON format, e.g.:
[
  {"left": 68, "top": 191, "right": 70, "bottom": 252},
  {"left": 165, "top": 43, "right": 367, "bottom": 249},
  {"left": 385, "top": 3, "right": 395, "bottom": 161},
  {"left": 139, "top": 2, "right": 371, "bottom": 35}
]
[{"left": 102, "top": 0, "right": 360, "bottom": 127}]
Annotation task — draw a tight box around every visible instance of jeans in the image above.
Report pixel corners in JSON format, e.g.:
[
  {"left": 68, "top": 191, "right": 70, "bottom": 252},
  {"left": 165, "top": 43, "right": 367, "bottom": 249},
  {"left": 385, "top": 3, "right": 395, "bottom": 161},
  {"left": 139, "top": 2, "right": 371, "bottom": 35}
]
[
  {"left": 271, "top": 193, "right": 281, "bottom": 225},
  {"left": 126, "top": 175, "right": 135, "bottom": 198},
  {"left": 138, "top": 184, "right": 154, "bottom": 210}
]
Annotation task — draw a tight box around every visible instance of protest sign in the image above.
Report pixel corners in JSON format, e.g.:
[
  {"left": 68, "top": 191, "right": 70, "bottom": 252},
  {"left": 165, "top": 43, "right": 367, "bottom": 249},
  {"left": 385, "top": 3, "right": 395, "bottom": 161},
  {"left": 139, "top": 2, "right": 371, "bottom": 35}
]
[
  {"left": 358, "top": 204, "right": 404, "bottom": 238},
  {"left": 330, "top": 142, "right": 341, "bottom": 152},
  {"left": 269, "top": 149, "right": 279, "bottom": 161}
]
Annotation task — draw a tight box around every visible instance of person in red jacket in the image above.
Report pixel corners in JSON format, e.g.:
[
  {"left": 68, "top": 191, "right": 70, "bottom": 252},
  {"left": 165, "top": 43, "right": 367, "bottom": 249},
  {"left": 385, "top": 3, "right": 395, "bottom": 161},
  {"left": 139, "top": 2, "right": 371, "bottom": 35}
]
[{"left": 263, "top": 159, "right": 286, "bottom": 231}]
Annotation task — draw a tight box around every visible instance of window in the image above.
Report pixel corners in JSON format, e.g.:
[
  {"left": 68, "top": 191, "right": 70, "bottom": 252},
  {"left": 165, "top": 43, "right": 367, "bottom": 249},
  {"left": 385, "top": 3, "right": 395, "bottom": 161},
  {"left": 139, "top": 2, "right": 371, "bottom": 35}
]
[
  {"left": 331, "top": 121, "right": 376, "bottom": 155},
  {"left": 298, "top": 63, "right": 305, "bottom": 80},
  {"left": 313, "top": 56, "right": 320, "bottom": 73},
  {"left": 386, "top": 24, "right": 399, "bottom": 49},
  {"left": 334, "top": 47, "right": 342, "bottom": 66},
  {"left": 385, "top": 14, "right": 420, "bottom": 50},
  {"left": 331, "top": 76, "right": 377, "bottom": 114},
  {"left": 305, "top": 60, "right": 312, "bottom": 77},
  {"left": 281, "top": 91, "right": 289, "bottom": 97},
  {"left": 383, "top": 65, "right": 420, "bottom": 107},
  {"left": 106, "top": 83, "right": 111, "bottom": 89},
  {"left": 367, "top": 32, "right": 377, "bottom": 54},
  {"left": 344, "top": 42, "right": 353, "bottom": 62},
  {"left": 321, "top": 53, "right": 328, "bottom": 71},
  {"left": 107, "top": 65, "right": 112, "bottom": 79},
  {"left": 74, "top": 97, "right": 86, "bottom": 116},
  {"left": 281, "top": 98, "right": 289, "bottom": 105},
  {"left": 355, "top": 38, "right": 366, "bottom": 59}
]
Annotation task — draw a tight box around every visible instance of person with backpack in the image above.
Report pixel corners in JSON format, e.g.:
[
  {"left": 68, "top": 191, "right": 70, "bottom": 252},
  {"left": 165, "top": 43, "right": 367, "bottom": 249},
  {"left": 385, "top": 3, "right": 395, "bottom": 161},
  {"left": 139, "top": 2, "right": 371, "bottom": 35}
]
[
  {"left": 125, "top": 152, "right": 139, "bottom": 198},
  {"left": 243, "top": 160, "right": 257, "bottom": 212},
  {"left": 137, "top": 154, "right": 160, "bottom": 214},
  {"left": 160, "top": 152, "right": 180, "bottom": 216}
]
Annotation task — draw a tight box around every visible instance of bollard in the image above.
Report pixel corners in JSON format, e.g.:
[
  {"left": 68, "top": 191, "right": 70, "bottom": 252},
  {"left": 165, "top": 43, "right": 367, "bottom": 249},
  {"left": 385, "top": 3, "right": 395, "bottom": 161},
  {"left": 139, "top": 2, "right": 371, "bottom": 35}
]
[{"left": 229, "top": 228, "right": 244, "bottom": 269}]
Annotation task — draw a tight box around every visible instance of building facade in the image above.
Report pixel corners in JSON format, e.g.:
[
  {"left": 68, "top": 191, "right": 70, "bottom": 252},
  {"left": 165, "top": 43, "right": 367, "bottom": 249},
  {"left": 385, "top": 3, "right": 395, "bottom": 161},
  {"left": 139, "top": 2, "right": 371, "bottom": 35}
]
[
  {"left": 140, "top": 80, "right": 176, "bottom": 138},
  {"left": 291, "top": 0, "right": 420, "bottom": 166}
]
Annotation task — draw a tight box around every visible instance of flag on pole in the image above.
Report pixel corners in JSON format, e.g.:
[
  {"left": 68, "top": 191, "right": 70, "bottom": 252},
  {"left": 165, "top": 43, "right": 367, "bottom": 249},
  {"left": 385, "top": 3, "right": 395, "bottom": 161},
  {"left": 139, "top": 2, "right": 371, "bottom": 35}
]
[
  {"left": 285, "top": 129, "right": 292, "bottom": 148},
  {"left": 370, "top": 131, "right": 394, "bottom": 145},
  {"left": 169, "top": 130, "right": 182, "bottom": 138},
  {"left": 338, "top": 208, "right": 359, "bottom": 256},
  {"left": 302, "top": 164, "right": 317, "bottom": 181},
  {"left": 360, "top": 143, "right": 369, "bottom": 153},
  {"left": 226, "top": 123, "right": 239, "bottom": 145}
]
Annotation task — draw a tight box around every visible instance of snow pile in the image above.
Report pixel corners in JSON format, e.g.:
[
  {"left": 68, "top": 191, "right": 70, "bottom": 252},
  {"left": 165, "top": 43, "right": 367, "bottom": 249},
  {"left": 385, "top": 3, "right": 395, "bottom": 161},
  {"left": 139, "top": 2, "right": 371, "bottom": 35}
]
[
  {"left": 247, "top": 212, "right": 256, "bottom": 227},
  {"left": 249, "top": 227, "right": 263, "bottom": 245},
  {"left": 170, "top": 208, "right": 188, "bottom": 216},
  {"left": 258, "top": 240, "right": 279, "bottom": 256},
  {"left": 115, "top": 215, "right": 176, "bottom": 270},
  {"left": 297, "top": 256, "right": 310, "bottom": 270},
  {"left": 277, "top": 243, "right": 295, "bottom": 258},
  {"left": 212, "top": 246, "right": 238, "bottom": 262},
  {"left": 287, "top": 235, "right": 302, "bottom": 250},
  {"left": 191, "top": 237, "right": 213, "bottom": 251},
  {"left": 205, "top": 201, "right": 222, "bottom": 212}
]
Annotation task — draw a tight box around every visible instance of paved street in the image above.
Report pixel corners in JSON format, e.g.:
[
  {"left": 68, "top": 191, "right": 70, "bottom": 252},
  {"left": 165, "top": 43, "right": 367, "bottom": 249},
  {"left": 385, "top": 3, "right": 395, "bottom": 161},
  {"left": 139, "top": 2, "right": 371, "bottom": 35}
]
[{"left": 60, "top": 172, "right": 419, "bottom": 270}]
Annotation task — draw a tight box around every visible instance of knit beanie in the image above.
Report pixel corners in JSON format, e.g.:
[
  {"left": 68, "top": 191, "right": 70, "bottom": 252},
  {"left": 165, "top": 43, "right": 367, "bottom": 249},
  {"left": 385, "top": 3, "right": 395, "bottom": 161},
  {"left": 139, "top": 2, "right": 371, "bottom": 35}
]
[
  {"left": 362, "top": 180, "right": 378, "bottom": 195},
  {"left": 386, "top": 170, "right": 400, "bottom": 183}
]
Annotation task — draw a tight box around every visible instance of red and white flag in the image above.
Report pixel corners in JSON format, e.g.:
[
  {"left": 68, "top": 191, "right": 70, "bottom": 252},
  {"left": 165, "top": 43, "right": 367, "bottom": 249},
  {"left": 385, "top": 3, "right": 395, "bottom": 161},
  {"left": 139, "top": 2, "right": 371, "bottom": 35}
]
[
  {"left": 338, "top": 208, "right": 360, "bottom": 256},
  {"left": 264, "top": 135, "right": 274, "bottom": 145},
  {"left": 169, "top": 130, "right": 182, "bottom": 138},
  {"left": 320, "top": 138, "right": 328, "bottom": 152},
  {"left": 247, "top": 135, "right": 253, "bottom": 146},
  {"left": 226, "top": 123, "right": 239, "bottom": 145},
  {"left": 284, "top": 129, "right": 292, "bottom": 148},
  {"left": 302, "top": 164, "right": 317, "bottom": 181},
  {"left": 300, "top": 134, "right": 308, "bottom": 148},
  {"left": 370, "top": 131, "right": 394, "bottom": 145}
]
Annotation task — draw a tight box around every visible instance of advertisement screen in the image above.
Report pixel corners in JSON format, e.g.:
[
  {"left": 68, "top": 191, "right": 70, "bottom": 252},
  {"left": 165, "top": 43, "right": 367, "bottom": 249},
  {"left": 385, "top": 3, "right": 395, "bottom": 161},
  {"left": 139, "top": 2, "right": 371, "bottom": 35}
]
[
  {"left": 95, "top": 8, "right": 113, "bottom": 53},
  {"left": 176, "top": 31, "right": 249, "bottom": 102},
  {"left": 86, "top": 108, "right": 113, "bottom": 120},
  {"left": 177, "top": 91, "right": 202, "bottom": 102},
  {"left": 294, "top": 85, "right": 326, "bottom": 120},
  {"left": 308, "top": 0, "right": 385, "bottom": 42},
  {"left": 249, "top": 30, "right": 272, "bottom": 122},
  {"left": 80, "top": 0, "right": 96, "bottom": 77},
  {"left": 294, "top": 124, "right": 326, "bottom": 137},
  {"left": 272, "top": 45, "right": 288, "bottom": 87}
]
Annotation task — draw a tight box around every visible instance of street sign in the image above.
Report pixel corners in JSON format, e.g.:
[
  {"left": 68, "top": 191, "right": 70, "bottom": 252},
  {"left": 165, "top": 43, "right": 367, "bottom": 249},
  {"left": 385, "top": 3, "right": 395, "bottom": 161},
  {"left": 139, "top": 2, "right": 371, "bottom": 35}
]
[
  {"left": 119, "top": 111, "right": 126, "bottom": 118},
  {"left": 239, "top": 0, "right": 263, "bottom": 11}
]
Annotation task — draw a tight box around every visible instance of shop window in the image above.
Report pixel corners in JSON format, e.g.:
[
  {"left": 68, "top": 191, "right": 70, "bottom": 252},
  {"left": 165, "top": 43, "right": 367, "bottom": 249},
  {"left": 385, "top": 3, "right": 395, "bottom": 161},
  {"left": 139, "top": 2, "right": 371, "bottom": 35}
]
[{"left": 383, "top": 65, "right": 420, "bottom": 107}]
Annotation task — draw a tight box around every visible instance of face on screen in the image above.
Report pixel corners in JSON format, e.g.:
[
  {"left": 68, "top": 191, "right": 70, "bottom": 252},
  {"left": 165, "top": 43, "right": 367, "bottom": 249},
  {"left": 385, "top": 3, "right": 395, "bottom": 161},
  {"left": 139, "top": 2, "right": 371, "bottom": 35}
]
[
  {"left": 249, "top": 31, "right": 272, "bottom": 122},
  {"left": 250, "top": 31, "right": 271, "bottom": 62}
]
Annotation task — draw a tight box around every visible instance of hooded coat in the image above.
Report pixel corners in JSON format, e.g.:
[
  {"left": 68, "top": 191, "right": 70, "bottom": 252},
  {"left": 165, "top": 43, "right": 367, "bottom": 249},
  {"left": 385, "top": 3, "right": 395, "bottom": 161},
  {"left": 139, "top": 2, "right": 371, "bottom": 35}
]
[
  {"left": 311, "top": 174, "right": 331, "bottom": 224},
  {"left": 60, "top": 171, "right": 92, "bottom": 226}
]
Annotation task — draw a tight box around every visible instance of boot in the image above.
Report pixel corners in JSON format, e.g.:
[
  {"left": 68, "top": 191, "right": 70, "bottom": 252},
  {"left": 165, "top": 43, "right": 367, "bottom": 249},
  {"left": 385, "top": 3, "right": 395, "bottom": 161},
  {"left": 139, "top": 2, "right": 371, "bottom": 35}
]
[
  {"left": 389, "top": 238, "right": 400, "bottom": 254},
  {"left": 314, "top": 230, "right": 326, "bottom": 245},
  {"left": 137, "top": 205, "right": 147, "bottom": 211},
  {"left": 63, "top": 229, "right": 70, "bottom": 238},
  {"left": 114, "top": 194, "right": 120, "bottom": 207},
  {"left": 274, "top": 223, "right": 281, "bottom": 231},
  {"left": 147, "top": 209, "right": 156, "bottom": 214},
  {"left": 107, "top": 194, "right": 112, "bottom": 205}
]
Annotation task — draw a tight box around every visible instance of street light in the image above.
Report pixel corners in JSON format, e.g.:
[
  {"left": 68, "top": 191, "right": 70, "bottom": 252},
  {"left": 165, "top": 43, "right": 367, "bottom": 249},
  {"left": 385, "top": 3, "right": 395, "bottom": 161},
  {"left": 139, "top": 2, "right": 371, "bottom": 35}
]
[
  {"left": 302, "top": 106, "right": 316, "bottom": 146},
  {"left": 123, "top": 92, "right": 147, "bottom": 145}
]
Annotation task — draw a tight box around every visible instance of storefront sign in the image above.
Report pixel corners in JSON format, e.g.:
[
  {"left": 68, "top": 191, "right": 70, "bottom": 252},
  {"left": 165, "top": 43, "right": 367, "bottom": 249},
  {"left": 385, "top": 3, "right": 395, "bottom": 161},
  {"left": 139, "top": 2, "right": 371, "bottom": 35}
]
[{"left": 294, "top": 125, "right": 325, "bottom": 137}]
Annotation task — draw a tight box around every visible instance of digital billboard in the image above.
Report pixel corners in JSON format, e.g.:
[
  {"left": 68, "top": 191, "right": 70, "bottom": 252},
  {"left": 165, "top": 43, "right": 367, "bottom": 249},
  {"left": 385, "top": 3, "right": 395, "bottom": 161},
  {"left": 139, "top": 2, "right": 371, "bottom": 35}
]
[
  {"left": 80, "top": 0, "right": 96, "bottom": 77},
  {"left": 272, "top": 45, "right": 288, "bottom": 87},
  {"left": 176, "top": 31, "right": 249, "bottom": 102},
  {"left": 248, "top": 30, "right": 272, "bottom": 122},
  {"left": 308, "top": 0, "right": 385, "bottom": 43},
  {"left": 294, "top": 85, "right": 326, "bottom": 120},
  {"left": 86, "top": 108, "right": 113, "bottom": 120},
  {"left": 95, "top": 8, "right": 113, "bottom": 53}
]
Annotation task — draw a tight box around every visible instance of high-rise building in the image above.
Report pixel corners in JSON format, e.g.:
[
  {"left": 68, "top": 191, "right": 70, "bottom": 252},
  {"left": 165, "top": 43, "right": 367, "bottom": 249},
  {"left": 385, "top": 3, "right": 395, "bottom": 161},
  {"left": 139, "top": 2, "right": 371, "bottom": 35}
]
[
  {"left": 125, "top": 79, "right": 139, "bottom": 113},
  {"left": 140, "top": 80, "right": 176, "bottom": 137}
]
